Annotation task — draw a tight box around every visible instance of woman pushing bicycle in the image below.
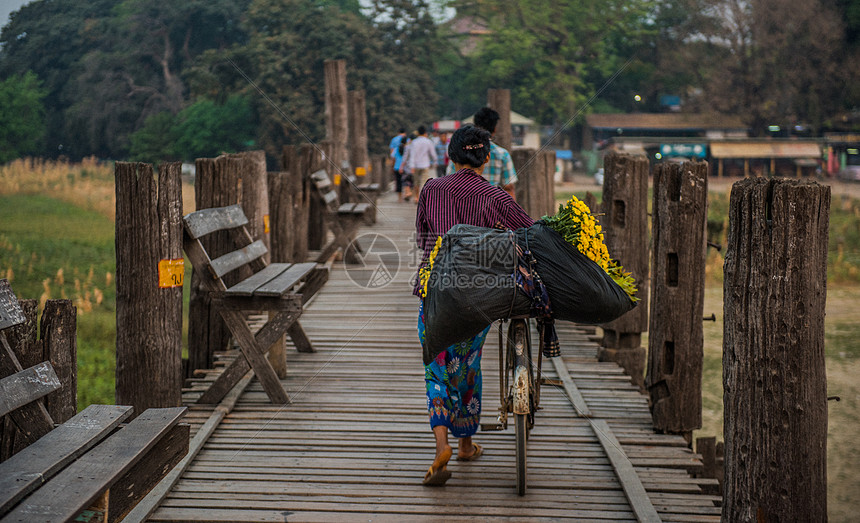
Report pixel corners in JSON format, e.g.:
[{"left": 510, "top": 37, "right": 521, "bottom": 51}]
[{"left": 414, "top": 125, "right": 534, "bottom": 486}]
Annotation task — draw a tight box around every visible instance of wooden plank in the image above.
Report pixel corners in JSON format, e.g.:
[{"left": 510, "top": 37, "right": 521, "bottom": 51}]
[
  {"left": 591, "top": 418, "right": 662, "bottom": 523},
  {"left": 107, "top": 423, "right": 190, "bottom": 522},
  {"left": 350, "top": 203, "right": 370, "bottom": 215},
  {"left": 0, "top": 281, "right": 25, "bottom": 331},
  {"left": 295, "top": 267, "right": 329, "bottom": 305},
  {"left": 323, "top": 191, "right": 339, "bottom": 207},
  {"left": 254, "top": 263, "right": 318, "bottom": 297},
  {"left": 0, "top": 334, "right": 55, "bottom": 447},
  {"left": 2, "top": 407, "right": 186, "bottom": 523},
  {"left": 337, "top": 202, "right": 356, "bottom": 214},
  {"left": 0, "top": 405, "right": 132, "bottom": 515},
  {"left": 310, "top": 169, "right": 331, "bottom": 189},
  {"left": 550, "top": 356, "right": 592, "bottom": 418},
  {"left": 183, "top": 205, "right": 248, "bottom": 240},
  {"left": 219, "top": 311, "right": 290, "bottom": 405},
  {"left": 124, "top": 372, "right": 255, "bottom": 522},
  {"left": 224, "top": 264, "right": 293, "bottom": 297},
  {"left": 208, "top": 240, "right": 269, "bottom": 280},
  {"left": 0, "top": 362, "right": 60, "bottom": 417}
]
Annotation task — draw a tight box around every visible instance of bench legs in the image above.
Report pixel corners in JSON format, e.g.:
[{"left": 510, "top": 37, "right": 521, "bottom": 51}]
[{"left": 197, "top": 302, "right": 303, "bottom": 405}]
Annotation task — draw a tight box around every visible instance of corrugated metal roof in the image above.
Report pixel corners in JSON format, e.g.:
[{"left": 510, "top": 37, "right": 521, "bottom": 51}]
[
  {"left": 710, "top": 142, "right": 821, "bottom": 158},
  {"left": 587, "top": 113, "right": 747, "bottom": 130}
]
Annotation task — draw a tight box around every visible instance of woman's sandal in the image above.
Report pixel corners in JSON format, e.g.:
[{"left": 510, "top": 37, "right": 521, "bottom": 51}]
[
  {"left": 422, "top": 446, "right": 453, "bottom": 486},
  {"left": 456, "top": 443, "right": 483, "bottom": 462}
]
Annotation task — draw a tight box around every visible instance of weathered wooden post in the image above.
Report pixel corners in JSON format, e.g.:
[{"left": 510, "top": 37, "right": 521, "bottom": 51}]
[
  {"left": 305, "top": 142, "right": 334, "bottom": 252},
  {"left": 723, "top": 178, "right": 829, "bottom": 522},
  {"left": 487, "top": 88, "right": 512, "bottom": 151},
  {"left": 115, "top": 162, "right": 183, "bottom": 416},
  {"left": 281, "top": 145, "right": 309, "bottom": 262},
  {"left": 40, "top": 300, "right": 76, "bottom": 423},
  {"left": 371, "top": 155, "right": 387, "bottom": 192},
  {"left": 646, "top": 160, "right": 708, "bottom": 440},
  {"left": 1, "top": 296, "right": 77, "bottom": 458},
  {"left": 598, "top": 153, "right": 649, "bottom": 389},
  {"left": 268, "top": 170, "right": 293, "bottom": 264},
  {"left": 583, "top": 191, "right": 599, "bottom": 215},
  {"left": 324, "top": 59, "right": 351, "bottom": 203},
  {"left": 348, "top": 90, "right": 369, "bottom": 178},
  {"left": 188, "top": 152, "right": 270, "bottom": 372},
  {"left": 511, "top": 149, "right": 555, "bottom": 219}
]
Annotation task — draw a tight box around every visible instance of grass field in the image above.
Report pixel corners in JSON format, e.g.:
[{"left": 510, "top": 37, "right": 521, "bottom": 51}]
[{"left": 2, "top": 160, "right": 859, "bottom": 518}]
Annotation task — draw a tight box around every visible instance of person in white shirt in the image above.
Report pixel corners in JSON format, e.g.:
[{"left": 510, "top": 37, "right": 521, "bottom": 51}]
[{"left": 407, "top": 126, "right": 438, "bottom": 199}]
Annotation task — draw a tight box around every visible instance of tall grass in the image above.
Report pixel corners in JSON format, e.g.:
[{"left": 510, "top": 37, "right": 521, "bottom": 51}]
[{"left": 0, "top": 157, "right": 116, "bottom": 219}]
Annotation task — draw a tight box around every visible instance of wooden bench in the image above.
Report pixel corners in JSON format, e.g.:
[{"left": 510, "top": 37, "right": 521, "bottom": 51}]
[
  {"left": 310, "top": 168, "right": 372, "bottom": 263},
  {"left": 0, "top": 282, "right": 188, "bottom": 523},
  {"left": 352, "top": 163, "right": 382, "bottom": 224},
  {"left": 183, "top": 204, "right": 328, "bottom": 405}
]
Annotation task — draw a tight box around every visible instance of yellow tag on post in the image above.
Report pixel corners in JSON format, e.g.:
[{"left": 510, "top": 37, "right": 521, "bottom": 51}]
[
  {"left": 333, "top": 173, "right": 342, "bottom": 186},
  {"left": 264, "top": 214, "right": 270, "bottom": 234},
  {"left": 158, "top": 259, "right": 184, "bottom": 288},
  {"left": 356, "top": 166, "right": 366, "bottom": 177}
]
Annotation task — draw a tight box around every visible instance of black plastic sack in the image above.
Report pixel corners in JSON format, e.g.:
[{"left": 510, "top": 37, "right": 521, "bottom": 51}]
[
  {"left": 513, "top": 222, "right": 636, "bottom": 324},
  {"left": 422, "top": 223, "right": 636, "bottom": 364},
  {"left": 422, "top": 225, "right": 531, "bottom": 364}
]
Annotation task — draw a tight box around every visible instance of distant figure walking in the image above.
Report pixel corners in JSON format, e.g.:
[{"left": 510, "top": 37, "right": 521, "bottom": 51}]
[
  {"left": 389, "top": 128, "right": 407, "bottom": 201},
  {"left": 407, "top": 126, "right": 437, "bottom": 199},
  {"left": 434, "top": 131, "right": 448, "bottom": 178},
  {"left": 447, "top": 107, "right": 517, "bottom": 200}
]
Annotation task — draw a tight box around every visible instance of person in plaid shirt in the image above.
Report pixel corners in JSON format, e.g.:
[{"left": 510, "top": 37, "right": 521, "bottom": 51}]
[{"left": 446, "top": 107, "right": 517, "bottom": 199}]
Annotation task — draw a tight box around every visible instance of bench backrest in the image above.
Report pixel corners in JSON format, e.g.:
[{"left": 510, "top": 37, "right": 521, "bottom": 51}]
[
  {"left": 310, "top": 169, "right": 343, "bottom": 214},
  {"left": 182, "top": 205, "right": 268, "bottom": 291}
]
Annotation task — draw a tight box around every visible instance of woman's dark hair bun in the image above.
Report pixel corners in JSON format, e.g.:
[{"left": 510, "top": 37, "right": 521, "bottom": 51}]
[{"left": 448, "top": 124, "right": 491, "bottom": 168}]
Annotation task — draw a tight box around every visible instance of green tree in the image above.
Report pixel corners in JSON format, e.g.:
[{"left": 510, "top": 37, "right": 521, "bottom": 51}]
[
  {"left": 128, "top": 112, "right": 178, "bottom": 163},
  {"left": 0, "top": 0, "right": 116, "bottom": 157},
  {"left": 450, "top": 0, "right": 654, "bottom": 125},
  {"left": 0, "top": 71, "right": 47, "bottom": 163},
  {"left": 129, "top": 95, "right": 257, "bottom": 163},
  {"left": 188, "top": 0, "right": 438, "bottom": 157},
  {"left": 694, "top": 0, "right": 847, "bottom": 134},
  {"left": 173, "top": 96, "right": 257, "bottom": 160}
]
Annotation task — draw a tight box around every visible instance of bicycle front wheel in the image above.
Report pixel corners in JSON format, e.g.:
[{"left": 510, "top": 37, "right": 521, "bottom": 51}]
[{"left": 515, "top": 412, "right": 528, "bottom": 496}]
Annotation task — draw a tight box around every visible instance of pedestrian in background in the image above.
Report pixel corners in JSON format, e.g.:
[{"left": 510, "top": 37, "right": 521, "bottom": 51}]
[
  {"left": 434, "top": 131, "right": 448, "bottom": 178},
  {"left": 446, "top": 107, "right": 517, "bottom": 200},
  {"left": 407, "top": 126, "right": 437, "bottom": 199}
]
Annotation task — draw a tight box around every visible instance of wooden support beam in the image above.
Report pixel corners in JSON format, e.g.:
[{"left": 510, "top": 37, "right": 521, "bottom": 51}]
[
  {"left": 115, "top": 162, "right": 183, "bottom": 416},
  {"left": 646, "top": 161, "right": 707, "bottom": 434},
  {"left": 487, "top": 88, "right": 512, "bottom": 151},
  {"left": 599, "top": 153, "right": 650, "bottom": 389},
  {"left": 723, "top": 178, "right": 829, "bottom": 521}
]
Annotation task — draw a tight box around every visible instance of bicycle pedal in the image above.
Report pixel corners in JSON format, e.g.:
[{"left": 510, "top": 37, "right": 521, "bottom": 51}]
[
  {"left": 541, "top": 378, "right": 563, "bottom": 386},
  {"left": 480, "top": 423, "right": 504, "bottom": 431}
]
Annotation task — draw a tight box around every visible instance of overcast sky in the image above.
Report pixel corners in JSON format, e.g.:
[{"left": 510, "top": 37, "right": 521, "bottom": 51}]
[{"left": 0, "top": 0, "right": 29, "bottom": 29}]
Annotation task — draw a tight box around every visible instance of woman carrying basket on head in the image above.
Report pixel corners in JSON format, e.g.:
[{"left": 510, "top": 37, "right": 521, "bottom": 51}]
[{"left": 414, "top": 125, "right": 534, "bottom": 486}]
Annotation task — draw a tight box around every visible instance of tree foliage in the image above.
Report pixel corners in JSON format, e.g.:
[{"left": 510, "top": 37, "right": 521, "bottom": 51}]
[
  {"left": 187, "top": 0, "right": 438, "bottom": 157},
  {"left": 129, "top": 96, "right": 257, "bottom": 163},
  {"left": 2, "top": 0, "right": 860, "bottom": 160},
  {"left": 0, "top": 71, "right": 47, "bottom": 163}
]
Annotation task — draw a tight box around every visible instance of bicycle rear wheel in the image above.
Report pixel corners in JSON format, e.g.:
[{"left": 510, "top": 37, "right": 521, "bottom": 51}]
[
  {"left": 508, "top": 319, "right": 530, "bottom": 496},
  {"left": 515, "top": 412, "right": 528, "bottom": 496}
]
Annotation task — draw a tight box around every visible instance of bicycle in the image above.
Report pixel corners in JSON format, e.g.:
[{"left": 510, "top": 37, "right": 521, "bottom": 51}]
[{"left": 481, "top": 316, "right": 544, "bottom": 496}]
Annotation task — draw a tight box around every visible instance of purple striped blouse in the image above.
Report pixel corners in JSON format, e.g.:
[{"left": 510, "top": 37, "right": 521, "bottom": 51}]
[{"left": 414, "top": 168, "right": 535, "bottom": 295}]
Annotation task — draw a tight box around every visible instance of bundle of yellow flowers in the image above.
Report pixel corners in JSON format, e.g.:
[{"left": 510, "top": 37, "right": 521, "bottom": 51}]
[
  {"left": 542, "top": 196, "right": 639, "bottom": 301},
  {"left": 418, "top": 236, "right": 443, "bottom": 298}
]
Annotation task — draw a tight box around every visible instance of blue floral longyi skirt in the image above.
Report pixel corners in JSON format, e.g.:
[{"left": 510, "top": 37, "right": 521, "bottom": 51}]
[{"left": 418, "top": 301, "right": 491, "bottom": 438}]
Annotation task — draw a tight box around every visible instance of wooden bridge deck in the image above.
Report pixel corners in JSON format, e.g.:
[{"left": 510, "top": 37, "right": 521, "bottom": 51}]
[{"left": 147, "top": 193, "right": 721, "bottom": 522}]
